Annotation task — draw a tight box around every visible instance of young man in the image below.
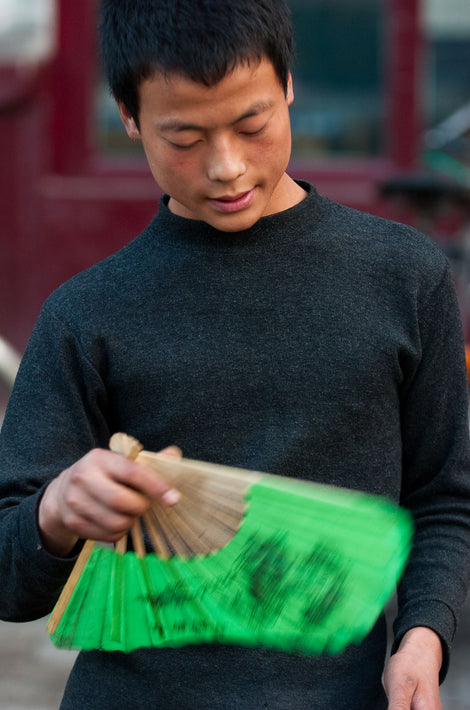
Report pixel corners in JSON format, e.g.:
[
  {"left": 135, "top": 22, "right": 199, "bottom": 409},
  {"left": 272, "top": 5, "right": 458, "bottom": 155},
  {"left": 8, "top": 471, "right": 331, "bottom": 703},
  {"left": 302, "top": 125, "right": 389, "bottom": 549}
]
[{"left": 1, "top": 1, "right": 469, "bottom": 708}]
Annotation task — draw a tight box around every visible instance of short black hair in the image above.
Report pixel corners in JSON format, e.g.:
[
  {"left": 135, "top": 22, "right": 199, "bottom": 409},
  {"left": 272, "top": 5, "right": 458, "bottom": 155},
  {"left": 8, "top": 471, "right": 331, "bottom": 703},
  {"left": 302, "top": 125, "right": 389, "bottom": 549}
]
[{"left": 99, "top": 0, "right": 294, "bottom": 123}]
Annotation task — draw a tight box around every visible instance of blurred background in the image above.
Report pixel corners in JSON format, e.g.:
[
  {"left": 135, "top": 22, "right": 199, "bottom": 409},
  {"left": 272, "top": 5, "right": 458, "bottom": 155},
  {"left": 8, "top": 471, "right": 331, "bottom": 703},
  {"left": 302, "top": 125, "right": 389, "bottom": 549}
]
[{"left": 0, "top": 0, "right": 469, "bottom": 708}]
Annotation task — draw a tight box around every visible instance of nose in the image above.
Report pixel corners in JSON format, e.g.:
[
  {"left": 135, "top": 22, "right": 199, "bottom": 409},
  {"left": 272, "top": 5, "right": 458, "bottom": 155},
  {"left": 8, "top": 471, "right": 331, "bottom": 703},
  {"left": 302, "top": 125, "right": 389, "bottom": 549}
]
[{"left": 205, "top": 135, "right": 246, "bottom": 183}]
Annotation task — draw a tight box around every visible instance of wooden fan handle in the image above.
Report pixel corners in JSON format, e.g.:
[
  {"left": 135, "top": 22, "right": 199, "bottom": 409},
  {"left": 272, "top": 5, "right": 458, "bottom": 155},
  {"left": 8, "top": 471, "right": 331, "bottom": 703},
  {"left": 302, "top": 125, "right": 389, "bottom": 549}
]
[
  {"left": 109, "top": 432, "right": 143, "bottom": 459},
  {"left": 47, "top": 538, "right": 96, "bottom": 634},
  {"left": 109, "top": 433, "right": 144, "bottom": 555}
]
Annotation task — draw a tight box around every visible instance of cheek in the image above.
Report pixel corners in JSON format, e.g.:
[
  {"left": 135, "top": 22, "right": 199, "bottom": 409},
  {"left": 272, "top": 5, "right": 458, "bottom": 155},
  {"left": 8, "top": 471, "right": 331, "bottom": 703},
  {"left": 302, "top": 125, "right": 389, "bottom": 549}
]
[
  {"left": 146, "top": 150, "right": 197, "bottom": 189},
  {"left": 258, "top": 124, "right": 291, "bottom": 170}
]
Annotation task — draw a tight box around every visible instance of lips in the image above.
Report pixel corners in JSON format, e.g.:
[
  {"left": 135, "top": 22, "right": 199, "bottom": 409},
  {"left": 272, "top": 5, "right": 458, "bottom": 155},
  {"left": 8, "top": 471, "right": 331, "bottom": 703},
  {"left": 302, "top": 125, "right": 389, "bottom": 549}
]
[{"left": 208, "top": 188, "right": 255, "bottom": 213}]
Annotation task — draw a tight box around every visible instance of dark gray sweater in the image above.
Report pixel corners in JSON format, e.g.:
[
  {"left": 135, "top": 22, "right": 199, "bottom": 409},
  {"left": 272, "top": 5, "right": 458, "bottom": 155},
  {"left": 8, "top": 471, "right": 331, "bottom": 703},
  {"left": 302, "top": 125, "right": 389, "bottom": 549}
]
[{"left": 1, "top": 182, "right": 470, "bottom": 709}]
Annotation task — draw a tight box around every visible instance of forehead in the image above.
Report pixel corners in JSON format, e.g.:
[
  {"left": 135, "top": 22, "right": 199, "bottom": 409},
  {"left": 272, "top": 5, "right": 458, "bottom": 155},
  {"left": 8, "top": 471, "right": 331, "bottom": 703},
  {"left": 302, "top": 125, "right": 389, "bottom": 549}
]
[{"left": 137, "top": 57, "right": 285, "bottom": 126}]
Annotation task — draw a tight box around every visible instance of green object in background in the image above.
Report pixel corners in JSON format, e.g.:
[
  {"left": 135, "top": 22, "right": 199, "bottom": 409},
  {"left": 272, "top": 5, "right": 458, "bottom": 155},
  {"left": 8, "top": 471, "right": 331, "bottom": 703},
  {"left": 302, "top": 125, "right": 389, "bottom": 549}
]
[{"left": 48, "top": 474, "right": 413, "bottom": 655}]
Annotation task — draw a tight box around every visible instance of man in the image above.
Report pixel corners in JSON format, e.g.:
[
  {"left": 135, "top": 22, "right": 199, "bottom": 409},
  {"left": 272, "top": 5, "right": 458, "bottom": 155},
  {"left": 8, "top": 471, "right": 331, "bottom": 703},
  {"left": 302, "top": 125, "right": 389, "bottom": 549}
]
[{"left": 1, "top": 1, "right": 469, "bottom": 707}]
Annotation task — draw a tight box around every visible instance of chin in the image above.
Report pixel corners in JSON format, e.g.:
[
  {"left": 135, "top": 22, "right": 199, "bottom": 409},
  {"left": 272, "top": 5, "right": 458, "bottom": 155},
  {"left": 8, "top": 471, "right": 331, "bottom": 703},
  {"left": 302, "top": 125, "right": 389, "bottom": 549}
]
[
  {"left": 212, "top": 220, "right": 258, "bottom": 233},
  {"left": 208, "top": 210, "right": 262, "bottom": 233}
]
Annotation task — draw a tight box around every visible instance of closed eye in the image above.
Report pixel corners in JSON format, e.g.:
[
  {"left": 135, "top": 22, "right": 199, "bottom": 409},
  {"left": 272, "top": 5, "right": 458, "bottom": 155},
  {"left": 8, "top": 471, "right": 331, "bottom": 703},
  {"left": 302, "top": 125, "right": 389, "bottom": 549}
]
[
  {"left": 167, "top": 139, "right": 202, "bottom": 150},
  {"left": 241, "top": 125, "right": 267, "bottom": 137}
]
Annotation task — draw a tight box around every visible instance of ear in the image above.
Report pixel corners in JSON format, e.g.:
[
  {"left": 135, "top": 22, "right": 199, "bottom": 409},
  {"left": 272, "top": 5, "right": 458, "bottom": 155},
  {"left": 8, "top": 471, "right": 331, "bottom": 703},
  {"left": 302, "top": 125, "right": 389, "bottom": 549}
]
[
  {"left": 286, "top": 73, "right": 294, "bottom": 106},
  {"left": 117, "top": 102, "right": 141, "bottom": 140}
]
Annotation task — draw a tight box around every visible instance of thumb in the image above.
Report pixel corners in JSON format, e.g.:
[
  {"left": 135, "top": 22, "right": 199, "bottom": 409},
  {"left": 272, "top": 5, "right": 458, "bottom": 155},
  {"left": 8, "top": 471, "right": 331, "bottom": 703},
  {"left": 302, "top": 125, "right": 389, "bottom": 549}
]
[
  {"left": 386, "top": 680, "right": 416, "bottom": 710},
  {"left": 384, "top": 654, "right": 417, "bottom": 710}
]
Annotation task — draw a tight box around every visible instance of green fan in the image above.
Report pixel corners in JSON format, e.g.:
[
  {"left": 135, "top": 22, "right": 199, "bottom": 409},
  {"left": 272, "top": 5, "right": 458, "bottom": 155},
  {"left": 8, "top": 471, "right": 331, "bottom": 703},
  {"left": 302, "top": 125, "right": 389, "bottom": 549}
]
[{"left": 47, "top": 433, "right": 413, "bottom": 655}]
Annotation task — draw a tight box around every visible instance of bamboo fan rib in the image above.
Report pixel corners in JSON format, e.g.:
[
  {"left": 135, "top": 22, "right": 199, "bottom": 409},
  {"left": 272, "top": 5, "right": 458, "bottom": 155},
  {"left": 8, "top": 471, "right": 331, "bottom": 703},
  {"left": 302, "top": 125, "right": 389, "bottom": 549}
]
[{"left": 47, "top": 433, "right": 413, "bottom": 655}]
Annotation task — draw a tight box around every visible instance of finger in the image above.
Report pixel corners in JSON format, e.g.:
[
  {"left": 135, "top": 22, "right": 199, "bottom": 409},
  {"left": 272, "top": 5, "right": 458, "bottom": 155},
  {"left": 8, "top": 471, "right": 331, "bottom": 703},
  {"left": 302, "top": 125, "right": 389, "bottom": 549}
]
[
  {"left": 114, "top": 458, "right": 181, "bottom": 505},
  {"left": 76, "top": 449, "right": 181, "bottom": 506},
  {"left": 159, "top": 445, "right": 183, "bottom": 458},
  {"left": 61, "top": 503, "right": 137, "bottom": 542},
  {"left": 70, "top": 469, "right": 151, "bottom": 517}
]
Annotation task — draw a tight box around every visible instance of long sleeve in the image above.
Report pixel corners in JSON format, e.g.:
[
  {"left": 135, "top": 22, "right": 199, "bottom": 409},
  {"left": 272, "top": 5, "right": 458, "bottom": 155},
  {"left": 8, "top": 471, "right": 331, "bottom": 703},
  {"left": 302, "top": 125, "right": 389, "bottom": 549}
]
[
  {"left": 0, "top": 303, "right": 110, "bottom": 620},
  {"left": 392, "top": 262, "right": 470, "bottom": 680}
]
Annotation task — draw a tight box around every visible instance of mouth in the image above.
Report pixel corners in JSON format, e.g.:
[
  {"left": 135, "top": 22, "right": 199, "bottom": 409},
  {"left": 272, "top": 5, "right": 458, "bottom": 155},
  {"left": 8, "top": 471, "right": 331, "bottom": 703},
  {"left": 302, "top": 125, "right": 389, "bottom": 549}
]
[{"left": 208, "top": 189, "right": 255, "bottom": 213}]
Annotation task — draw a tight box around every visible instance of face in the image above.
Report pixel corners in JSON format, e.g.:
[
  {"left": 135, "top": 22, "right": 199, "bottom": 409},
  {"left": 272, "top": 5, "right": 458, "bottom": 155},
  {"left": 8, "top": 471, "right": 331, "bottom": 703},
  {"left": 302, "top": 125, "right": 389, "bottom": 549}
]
[{"left": 119, "top": 58, "right": 304, "bottom": 232}]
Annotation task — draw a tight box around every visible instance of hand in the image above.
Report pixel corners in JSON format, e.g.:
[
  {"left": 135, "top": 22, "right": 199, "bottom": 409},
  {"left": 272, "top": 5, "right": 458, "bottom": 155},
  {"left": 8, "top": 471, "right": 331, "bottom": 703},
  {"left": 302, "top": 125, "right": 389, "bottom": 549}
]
[
  {"left": 383, "top": 626, "right": 443, "bottom": 710},
  {"left": 38, "top": 446, "right": 181, "bottom": 557}
]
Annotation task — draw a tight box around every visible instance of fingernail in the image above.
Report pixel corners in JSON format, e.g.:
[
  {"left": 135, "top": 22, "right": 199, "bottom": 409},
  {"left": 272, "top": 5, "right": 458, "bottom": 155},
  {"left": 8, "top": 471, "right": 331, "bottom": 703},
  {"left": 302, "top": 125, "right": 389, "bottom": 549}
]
[{"left": 162, "top": 488, "right": 181, "bottom": 505}]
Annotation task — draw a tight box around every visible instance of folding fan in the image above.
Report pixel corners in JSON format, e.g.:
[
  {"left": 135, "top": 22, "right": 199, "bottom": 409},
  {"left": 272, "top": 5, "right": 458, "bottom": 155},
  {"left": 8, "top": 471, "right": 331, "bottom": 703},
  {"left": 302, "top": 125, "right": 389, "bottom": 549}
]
[{"left": 47, "top": 433, "right": 413, "bottom": 655}]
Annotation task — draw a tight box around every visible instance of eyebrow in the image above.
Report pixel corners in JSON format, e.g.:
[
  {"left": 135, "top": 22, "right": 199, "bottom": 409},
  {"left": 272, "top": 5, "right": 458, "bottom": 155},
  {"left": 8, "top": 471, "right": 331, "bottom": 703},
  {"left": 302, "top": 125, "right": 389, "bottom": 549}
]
[{"left": 157, "top": 100, "right": 275, "bottom": 133}]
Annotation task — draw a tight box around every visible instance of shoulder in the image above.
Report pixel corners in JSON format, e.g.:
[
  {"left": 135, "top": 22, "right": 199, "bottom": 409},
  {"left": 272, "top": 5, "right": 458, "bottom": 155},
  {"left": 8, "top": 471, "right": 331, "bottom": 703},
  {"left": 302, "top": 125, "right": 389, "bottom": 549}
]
[
  {"left": 42, "top": 223, "right": 159, "bottom": 325},
  {"left": 312, "top": 193, "right": 449, "bottom": 294}
]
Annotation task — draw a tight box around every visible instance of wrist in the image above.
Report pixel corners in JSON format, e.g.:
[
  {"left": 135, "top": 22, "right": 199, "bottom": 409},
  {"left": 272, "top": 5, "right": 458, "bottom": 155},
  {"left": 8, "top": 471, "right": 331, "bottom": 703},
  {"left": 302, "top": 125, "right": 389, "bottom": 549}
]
[
  {"left": 397, "top": 626, "right": 443, "bottom": 670},
  {"left": 38, "top": 480, "right": 80, "bottom": 557}
]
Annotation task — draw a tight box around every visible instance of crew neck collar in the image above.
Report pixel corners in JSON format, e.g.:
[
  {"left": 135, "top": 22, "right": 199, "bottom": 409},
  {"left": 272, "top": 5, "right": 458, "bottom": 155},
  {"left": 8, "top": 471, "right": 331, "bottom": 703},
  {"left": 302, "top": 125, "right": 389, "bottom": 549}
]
[{"left": 148, "top": 180, "right": 323, "bottom": 252}]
